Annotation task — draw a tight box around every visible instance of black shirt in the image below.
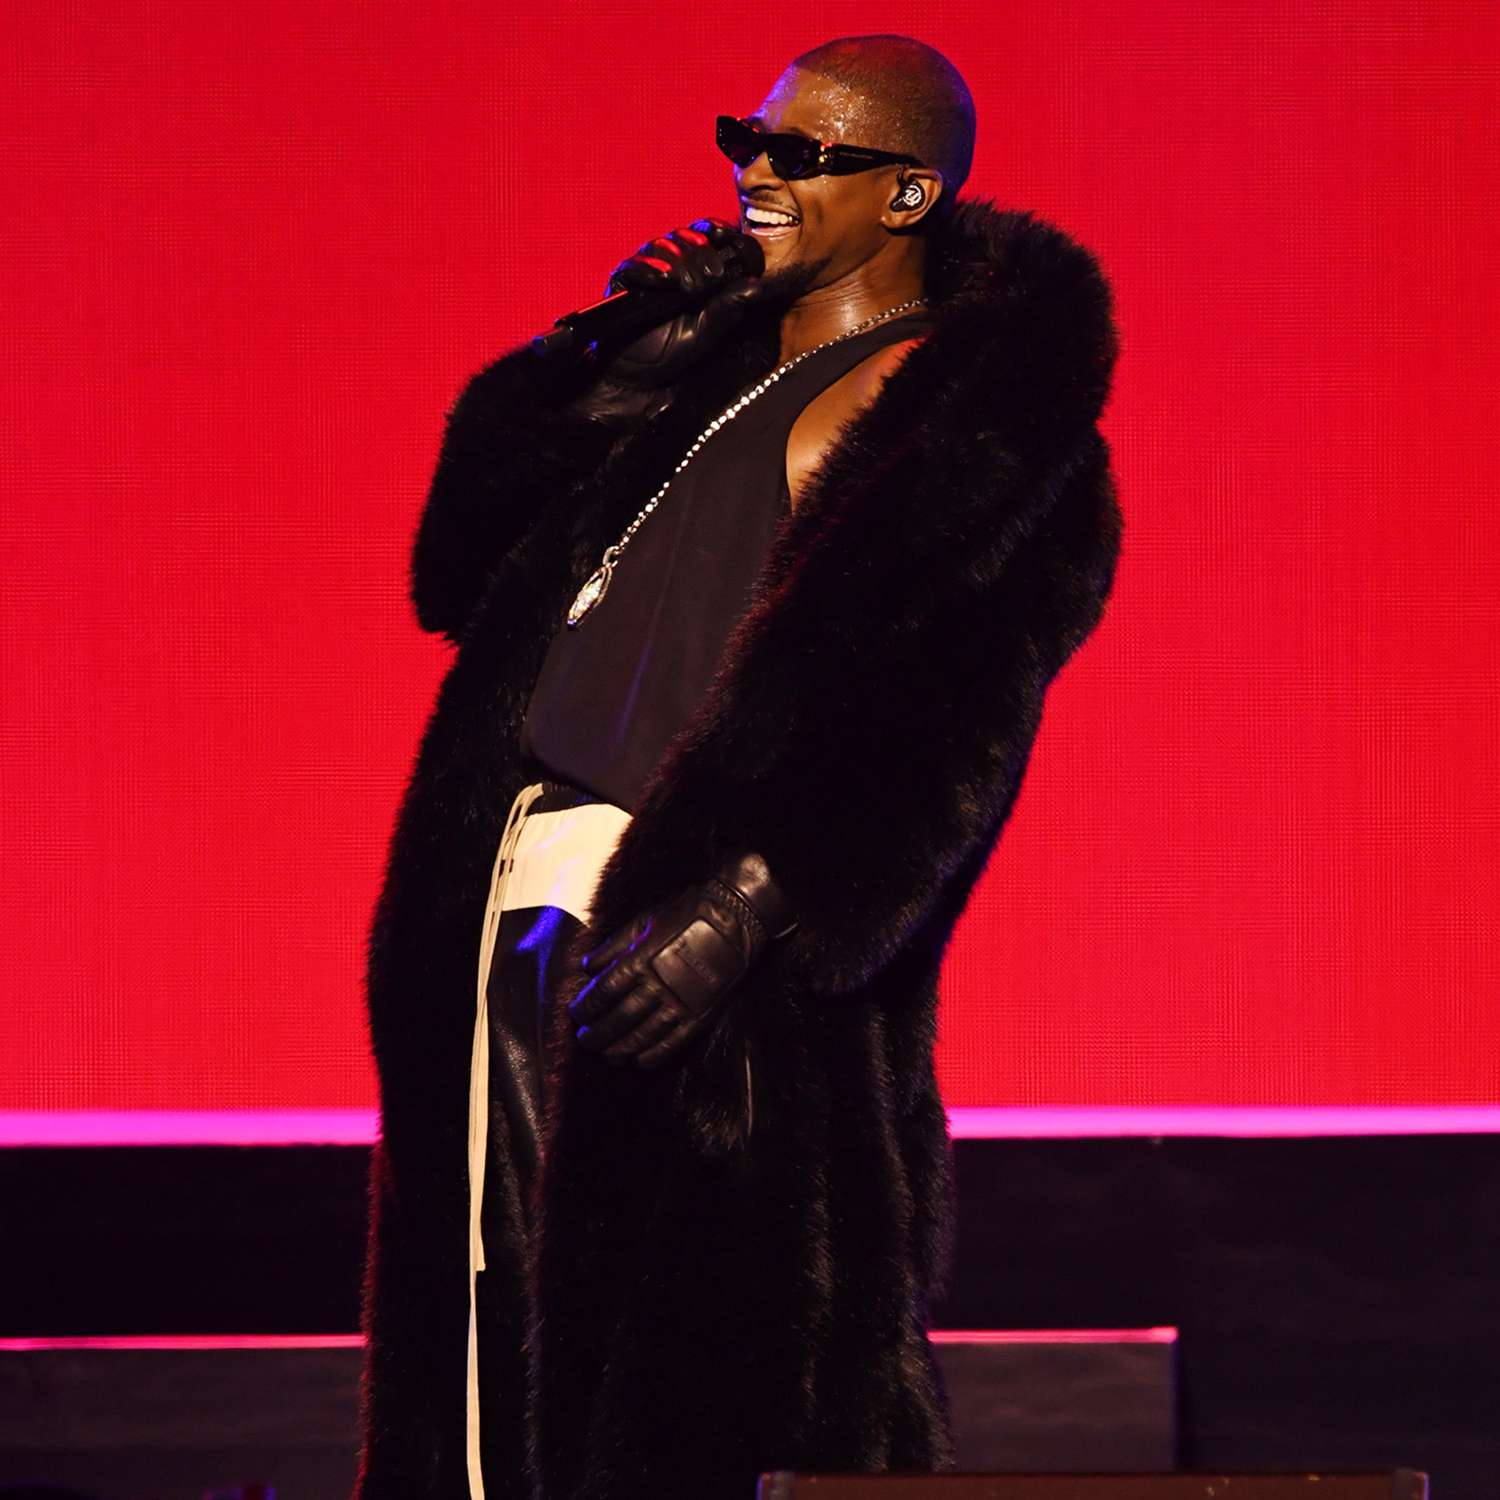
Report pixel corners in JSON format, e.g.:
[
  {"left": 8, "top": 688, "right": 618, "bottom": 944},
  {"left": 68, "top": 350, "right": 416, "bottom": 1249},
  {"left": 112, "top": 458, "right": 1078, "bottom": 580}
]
[{"left": 519, "top": 311, "right": 936, "bottom": 813}]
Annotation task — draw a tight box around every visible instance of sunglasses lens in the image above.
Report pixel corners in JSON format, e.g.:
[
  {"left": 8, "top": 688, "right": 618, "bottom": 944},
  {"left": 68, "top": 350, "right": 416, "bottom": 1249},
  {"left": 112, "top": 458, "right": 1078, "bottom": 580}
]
[
  {"left": 769, "top": 140, "right": 818, "bottom": 178},
  {"left": 715, "top": 117, "right": 761, "bottom": 167},
  {"left": 716, "top": 116, "right": 819, "bottom": 177}
]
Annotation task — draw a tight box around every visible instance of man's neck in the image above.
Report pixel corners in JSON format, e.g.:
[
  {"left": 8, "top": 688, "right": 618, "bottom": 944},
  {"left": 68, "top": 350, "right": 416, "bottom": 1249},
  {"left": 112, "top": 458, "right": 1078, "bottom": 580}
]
[{"left": 777, "top": 254, "right": 928, "bottom": 363}]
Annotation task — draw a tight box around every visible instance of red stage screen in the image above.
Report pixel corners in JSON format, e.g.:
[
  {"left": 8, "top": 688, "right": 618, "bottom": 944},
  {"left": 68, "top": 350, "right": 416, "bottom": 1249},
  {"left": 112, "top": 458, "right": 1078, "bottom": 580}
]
[{"left": 3, "top": 0, "right": 1496, "bottom": 1118}]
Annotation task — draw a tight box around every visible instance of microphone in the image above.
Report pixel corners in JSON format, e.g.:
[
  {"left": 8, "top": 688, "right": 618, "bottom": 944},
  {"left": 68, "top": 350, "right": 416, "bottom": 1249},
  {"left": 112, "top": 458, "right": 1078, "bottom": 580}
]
[{"left": 531, "top": 231, "right": 765, "bottom": 360}]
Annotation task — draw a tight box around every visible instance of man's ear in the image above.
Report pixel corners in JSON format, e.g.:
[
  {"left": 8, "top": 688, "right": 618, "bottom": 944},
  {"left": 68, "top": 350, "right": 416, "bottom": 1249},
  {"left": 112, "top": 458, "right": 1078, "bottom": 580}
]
[{"left": 881, "top": 167, "right": 946, "bottom": 231}]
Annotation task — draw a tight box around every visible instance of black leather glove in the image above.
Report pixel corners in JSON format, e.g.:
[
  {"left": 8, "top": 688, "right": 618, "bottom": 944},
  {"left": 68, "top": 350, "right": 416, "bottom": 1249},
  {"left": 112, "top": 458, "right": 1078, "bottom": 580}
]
[
  {"left": 567, "top": 217, "right": 764, "bottom": 430},
  {"left": 569, "top": 850, "right": 798, "bottom": 1069}
]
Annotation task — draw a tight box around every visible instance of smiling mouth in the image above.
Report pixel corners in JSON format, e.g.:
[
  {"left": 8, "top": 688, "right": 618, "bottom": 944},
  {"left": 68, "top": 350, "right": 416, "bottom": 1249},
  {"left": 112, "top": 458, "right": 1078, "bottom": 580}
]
[{"left": 742, "top": 202, "right": 800, "bottom": 236}]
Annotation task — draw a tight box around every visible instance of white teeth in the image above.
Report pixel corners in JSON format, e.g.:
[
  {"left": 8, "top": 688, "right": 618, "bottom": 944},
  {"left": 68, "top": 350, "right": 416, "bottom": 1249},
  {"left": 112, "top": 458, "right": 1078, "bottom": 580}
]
[{"left": 744, "top": 204, "right": 798, "bottom": 226}]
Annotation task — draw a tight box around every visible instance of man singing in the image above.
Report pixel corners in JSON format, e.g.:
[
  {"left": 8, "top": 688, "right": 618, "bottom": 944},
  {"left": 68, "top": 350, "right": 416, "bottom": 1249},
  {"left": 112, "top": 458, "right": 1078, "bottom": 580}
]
[{"left": 355, "top": 33, "right": 1123, "bottom": 1500}]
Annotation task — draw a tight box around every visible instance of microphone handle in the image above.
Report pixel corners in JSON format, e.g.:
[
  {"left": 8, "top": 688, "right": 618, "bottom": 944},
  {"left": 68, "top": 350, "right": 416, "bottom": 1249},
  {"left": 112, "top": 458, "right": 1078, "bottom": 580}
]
[
  {"left": 531, "top": 282, "right": 685, "bottom": 360},
  {"left": 531, "top": 232, "right": 765, "bottom": 360}
]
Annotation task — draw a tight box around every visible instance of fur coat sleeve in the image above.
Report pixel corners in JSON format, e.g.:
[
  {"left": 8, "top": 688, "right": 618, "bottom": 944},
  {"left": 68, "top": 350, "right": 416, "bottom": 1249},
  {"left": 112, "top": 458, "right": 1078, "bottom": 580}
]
[
  {"left": 410, "top": 343, "right": 617, "bottom": 642},
  {"left": 743, "top": 429, "right": 1120, "bottom": 994}
]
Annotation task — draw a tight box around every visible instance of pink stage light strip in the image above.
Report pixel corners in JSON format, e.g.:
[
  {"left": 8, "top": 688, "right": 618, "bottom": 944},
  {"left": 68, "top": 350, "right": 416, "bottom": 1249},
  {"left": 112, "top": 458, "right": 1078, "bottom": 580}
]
[
  {"left": 0, "top": 1334, "right": 365, "bottom": 1352},
  {"left": 0, "top": 1109, "right": 379, "bottom": 1146},
  {"left": 929, "top": 1328, "right": 1178, "bottom": 1344},
  {"left": 2, "top": 1106, "right": 1499, "bottom": 1147},
  {"left": 943, "top": 1106, "right": 1500, "bottom": 1138},
  {"left": 0, "top": 1331, "right": 1174, "bottom": 1352}
]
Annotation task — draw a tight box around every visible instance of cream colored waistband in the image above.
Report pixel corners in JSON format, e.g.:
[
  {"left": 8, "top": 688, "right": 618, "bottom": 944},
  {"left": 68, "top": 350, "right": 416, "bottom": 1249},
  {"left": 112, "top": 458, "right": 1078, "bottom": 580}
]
[{"left": 501, "top": 800, "right": 634, "bottom": 924}]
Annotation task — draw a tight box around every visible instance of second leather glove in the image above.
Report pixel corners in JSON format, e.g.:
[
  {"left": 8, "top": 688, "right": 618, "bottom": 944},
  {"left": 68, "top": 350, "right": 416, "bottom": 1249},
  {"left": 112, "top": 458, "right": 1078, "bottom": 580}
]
[{"left": 568, "top": 850, "right": 796, "bottom": 1069}]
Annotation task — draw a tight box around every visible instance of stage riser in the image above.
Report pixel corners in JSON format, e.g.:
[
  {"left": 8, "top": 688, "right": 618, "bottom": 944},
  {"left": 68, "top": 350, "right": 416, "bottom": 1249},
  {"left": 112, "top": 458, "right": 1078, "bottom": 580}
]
[
  {"left": 0, "top": 1341, "right": 1174, "bottom": 1498},
  {"left": 933, "top": 1342, "right": 1174, "bottom": 1471},
  {"left": 756, "top": 1478, "right": 1428, "bottom": 1499}
]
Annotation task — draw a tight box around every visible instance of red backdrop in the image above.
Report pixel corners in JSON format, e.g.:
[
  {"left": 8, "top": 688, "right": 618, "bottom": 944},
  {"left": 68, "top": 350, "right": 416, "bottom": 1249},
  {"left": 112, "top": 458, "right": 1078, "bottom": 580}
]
[{"left": 4, "top": 0, "right": 1497, "bottom": 1113}]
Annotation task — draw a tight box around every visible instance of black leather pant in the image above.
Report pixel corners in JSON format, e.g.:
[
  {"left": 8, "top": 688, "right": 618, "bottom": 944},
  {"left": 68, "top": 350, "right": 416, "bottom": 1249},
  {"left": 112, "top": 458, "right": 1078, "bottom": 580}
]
[
  {"left": 467, "top": 772, "right": 631, "bottom": 1493},
  {"left": 478, "top": 776, "right": 617, "bottom": 1238}
]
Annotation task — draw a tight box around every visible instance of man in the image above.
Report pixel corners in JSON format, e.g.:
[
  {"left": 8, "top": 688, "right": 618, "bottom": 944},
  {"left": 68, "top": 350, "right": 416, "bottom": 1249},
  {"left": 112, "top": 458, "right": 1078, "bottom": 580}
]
[{"left": 355, "top": 33, "right": 1123, "bottom": 1500}]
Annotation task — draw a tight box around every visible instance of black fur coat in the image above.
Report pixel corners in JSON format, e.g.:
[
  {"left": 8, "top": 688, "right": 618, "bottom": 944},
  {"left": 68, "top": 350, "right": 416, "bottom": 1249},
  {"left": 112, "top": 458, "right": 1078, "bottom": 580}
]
[{"left": 353, "top": 198, "right": 1123, "bottom": 1500}]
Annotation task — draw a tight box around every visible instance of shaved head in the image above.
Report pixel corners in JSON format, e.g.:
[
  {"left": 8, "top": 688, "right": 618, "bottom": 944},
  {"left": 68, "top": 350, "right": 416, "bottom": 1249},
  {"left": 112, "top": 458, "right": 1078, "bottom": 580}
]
[{"left": 788, "top": 35, "right": 976, "bottom": 211}]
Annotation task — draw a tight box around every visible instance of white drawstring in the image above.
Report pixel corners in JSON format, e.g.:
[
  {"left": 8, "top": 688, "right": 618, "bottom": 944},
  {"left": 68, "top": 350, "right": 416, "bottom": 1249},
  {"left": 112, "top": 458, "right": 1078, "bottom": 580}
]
[{"left": 466, "top": 781, "right": 546, "bottom": 1500}]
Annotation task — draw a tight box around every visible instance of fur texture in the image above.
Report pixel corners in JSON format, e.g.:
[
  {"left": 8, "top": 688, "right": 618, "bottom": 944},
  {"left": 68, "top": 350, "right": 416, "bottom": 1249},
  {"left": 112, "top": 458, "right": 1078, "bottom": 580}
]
[{"left": 354, "top": 198, "right": 1123, "bottom": 1500}]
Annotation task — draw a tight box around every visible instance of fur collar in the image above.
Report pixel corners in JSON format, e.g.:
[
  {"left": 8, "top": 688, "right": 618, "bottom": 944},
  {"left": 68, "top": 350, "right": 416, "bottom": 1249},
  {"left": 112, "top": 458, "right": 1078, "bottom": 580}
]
[{"left": 685, "top": 195, "right": 1120, "bottom": 463}]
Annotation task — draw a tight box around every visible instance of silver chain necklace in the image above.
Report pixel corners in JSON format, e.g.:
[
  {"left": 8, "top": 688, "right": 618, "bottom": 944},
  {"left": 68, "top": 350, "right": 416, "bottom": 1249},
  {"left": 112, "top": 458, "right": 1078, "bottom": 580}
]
[{"left": 565, "top": 297, "right": 930, "bottom": 628}]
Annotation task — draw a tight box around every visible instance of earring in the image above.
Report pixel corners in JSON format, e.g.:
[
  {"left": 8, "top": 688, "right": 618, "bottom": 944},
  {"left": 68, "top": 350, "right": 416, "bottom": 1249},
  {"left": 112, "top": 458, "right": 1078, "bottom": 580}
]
[{"left": 891, "top": 174, "right": 925, "bottom": 210}]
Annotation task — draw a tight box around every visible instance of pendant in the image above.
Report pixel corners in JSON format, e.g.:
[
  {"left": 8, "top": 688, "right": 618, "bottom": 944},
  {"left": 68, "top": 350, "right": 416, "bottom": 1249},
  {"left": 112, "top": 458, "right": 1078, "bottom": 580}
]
[{"left": 566, "top": 557, "right": 613, "bottom": 628}]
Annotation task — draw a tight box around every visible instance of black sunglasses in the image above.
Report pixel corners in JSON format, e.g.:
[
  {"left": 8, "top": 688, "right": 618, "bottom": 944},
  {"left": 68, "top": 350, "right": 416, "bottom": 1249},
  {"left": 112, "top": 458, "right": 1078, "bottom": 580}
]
[{"left": 715, "top": 114, "right": 924, "bottom": 181}]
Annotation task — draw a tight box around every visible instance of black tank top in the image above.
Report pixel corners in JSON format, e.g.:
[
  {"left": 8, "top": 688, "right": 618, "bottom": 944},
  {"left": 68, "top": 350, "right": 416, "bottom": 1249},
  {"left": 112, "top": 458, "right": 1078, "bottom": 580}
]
[{"left": 519, "top": 310, "right": 936, "bottom": 813}]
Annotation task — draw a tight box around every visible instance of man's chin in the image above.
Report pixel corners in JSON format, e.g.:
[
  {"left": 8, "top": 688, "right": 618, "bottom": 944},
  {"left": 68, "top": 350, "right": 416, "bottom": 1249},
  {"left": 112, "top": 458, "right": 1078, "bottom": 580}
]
[{"left": 750, "top": 252, "right": 833, "bottom": 311}]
